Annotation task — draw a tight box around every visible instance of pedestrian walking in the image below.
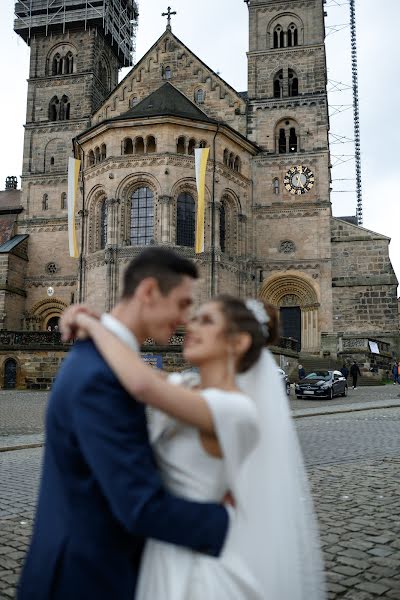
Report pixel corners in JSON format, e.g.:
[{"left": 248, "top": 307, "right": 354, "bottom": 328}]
[
  {"left": 392, "top": 361, "right": 398, "bottom": 385},
  {"left": 340, "top": 364, "right": 349, "bottom": 380},
  {"left": 350, "top": 361, "right": 361, "bottom": 389}
]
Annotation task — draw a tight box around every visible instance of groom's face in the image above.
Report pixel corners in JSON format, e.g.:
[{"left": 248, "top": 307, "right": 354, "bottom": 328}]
[{"left": 144, "top": 276, "right": 195, "bottom": 344}]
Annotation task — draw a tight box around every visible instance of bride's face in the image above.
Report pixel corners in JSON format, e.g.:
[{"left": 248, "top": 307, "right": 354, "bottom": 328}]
[{"left": 183, "top": 302, "right": 231, "bottom": 366}]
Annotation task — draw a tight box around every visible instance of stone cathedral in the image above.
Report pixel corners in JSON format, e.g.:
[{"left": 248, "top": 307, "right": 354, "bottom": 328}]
[{"left": 0, "top": 0, "right": 398, "bottom": 387}]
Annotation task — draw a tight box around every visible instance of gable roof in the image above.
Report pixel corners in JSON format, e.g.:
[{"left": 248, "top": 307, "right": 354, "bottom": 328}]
[
  {"left": 92, "top": 27, "right": 246, "bottom": 124},
  {"left": 112, "top": 82, "right": 217, "bottom": 124}
]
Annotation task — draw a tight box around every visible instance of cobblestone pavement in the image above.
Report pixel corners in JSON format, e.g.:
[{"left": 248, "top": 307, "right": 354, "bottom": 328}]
[{"left": 1, "top": 398, "right": 400, "bottom": 598}]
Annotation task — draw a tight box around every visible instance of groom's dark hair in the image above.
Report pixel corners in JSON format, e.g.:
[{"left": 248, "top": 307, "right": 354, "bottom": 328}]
[{"left": 122, "top": 247, "right": 199, "bottom": 299}]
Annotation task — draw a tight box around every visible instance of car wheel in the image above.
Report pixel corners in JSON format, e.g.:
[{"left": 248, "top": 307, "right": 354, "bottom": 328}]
[
  {"left": 286, "top": 384, "right": 291, "bottom": 396},
  {"left": 296, "top": 396, "right": 302, "bottom": 400},
  {"left": 329, "top": 388, "right": 334, "bottom": 400},
  {"left": 341, "top": 386, "right": 348, "bottom": 397}
]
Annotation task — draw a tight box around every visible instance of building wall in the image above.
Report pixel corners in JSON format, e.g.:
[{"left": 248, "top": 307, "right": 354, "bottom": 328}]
[{"left": 331, "top": 219, "right": 399, "bottom": 334}]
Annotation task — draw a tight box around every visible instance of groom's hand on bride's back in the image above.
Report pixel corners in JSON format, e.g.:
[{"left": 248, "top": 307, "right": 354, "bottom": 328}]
[{"left": 61, "top": 304, "right": 100, "bottom": 342}]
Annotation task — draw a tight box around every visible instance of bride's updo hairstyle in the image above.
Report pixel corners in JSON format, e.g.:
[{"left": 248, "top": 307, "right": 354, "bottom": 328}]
[{"left": 216, "top": 295, "right": 279, "bottom": 373}]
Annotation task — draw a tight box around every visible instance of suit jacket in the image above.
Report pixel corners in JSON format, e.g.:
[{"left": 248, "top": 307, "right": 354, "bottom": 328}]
[{"left": 18, "top": 340, "right": 228, "bottom": 600}]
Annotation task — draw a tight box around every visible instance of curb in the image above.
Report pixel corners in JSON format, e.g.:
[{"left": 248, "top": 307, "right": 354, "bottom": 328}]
[
  {"left": 293, "top": 401, "right": 400, "bottom": 419},
  {"left": 1, "top": 403, "right": 400, "bottom": 451},
  {"left": 0, "top": 442, "right": 43, "bottom": 453}
]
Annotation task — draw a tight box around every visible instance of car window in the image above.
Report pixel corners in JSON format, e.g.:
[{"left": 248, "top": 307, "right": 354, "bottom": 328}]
[{"left": 304, "top": 371, "right": 331, "bottom": 381}]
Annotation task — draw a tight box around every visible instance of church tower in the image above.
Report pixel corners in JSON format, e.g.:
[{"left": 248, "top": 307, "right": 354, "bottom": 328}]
[
  {"left": 247, "top": 0, "right": 333, "bottom": 353},
  {"left": 13, "top": 0, "right": 138, "bottom": 327}
]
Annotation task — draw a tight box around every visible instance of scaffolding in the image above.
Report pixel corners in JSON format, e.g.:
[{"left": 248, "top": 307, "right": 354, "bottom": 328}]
[{"left": 14, "top": 0, "right": 139, "bottom": 66}]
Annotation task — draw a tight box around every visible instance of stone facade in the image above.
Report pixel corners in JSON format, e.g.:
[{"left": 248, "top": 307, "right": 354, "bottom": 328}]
[{"left": 0, "top": 0, "right": 397, "bottom": 388}]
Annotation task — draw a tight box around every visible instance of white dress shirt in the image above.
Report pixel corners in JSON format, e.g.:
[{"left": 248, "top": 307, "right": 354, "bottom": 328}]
[{"left": 100, "top": 313, "right": 139, "bottom": 352}]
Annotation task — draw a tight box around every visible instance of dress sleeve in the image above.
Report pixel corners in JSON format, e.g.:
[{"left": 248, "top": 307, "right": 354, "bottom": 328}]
[{"left": 201, "top": 389, "right": 260, "bottom": 491}]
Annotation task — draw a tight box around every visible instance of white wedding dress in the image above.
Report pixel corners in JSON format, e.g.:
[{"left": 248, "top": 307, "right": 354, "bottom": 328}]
[{"left": 136, "top": 350, "right": 326, "bottom": 600}]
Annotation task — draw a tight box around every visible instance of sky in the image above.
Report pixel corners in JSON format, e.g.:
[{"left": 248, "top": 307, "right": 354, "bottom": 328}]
[{"left": 1, "top": 0, "right": 399, "bottom": 281}]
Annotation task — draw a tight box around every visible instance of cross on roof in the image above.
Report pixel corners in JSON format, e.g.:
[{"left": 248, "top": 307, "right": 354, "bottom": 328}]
[{"left": 162, "top": 6, "right": 176, "bottom": 30}]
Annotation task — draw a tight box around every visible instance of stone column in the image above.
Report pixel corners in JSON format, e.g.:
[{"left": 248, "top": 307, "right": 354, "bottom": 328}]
[
  {"left": 105, "top": 198, "right": 120, "bottom": 247},
  {"left": 105, "top": 198, "right": 120, "bottom": 310},
  {"left": 238, "top": 213, "right": 247, "bottom": 256},
  {"left": 159, "top": 195, "right": 174, "bottom": 244}
]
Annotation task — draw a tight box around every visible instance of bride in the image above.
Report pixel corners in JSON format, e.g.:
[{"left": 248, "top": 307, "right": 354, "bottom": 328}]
[{"left": 64, "top": 295, "right": 325, "bottom": 600}]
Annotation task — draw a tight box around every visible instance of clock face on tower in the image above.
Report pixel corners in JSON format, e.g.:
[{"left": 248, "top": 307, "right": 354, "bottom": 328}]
[{"left": 284, "top": 166, "right": 315, "bottom": 195}]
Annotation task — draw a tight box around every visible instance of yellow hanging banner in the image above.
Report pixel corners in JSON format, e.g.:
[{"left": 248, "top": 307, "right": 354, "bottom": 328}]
[
  {"left": 194, "top": 148, "right": 210, "bottom": 254},
  {"left": 67, "top": 157, "right": 81, "bottom": 258}
]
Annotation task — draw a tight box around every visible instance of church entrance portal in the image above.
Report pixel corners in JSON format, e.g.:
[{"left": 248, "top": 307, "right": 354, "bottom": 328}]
[
  {"left": 280, "top": 306, "right": 301, "bottom": 351},
  {"left": 4, "top": 358, "right": 17, "bottom": 389}
]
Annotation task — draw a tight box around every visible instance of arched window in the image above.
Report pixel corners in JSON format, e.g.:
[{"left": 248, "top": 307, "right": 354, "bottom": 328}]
[
  {"left": 49, "top": 96, "right": 60, "bottom": 121},
  {"left": 100, "top": 200, "right": 108, "bottom": 249},
  {"left": 99, "top": 57, "right": 110, "bottom": 89},
  {"left": 188, "top": 139, "right": 196, "bottom": 155},
  {"left": 130, "top": 187, "right": 154, "bottom": 246},
  {"left": 219, "top": 202, "right": 226, "bottom": 253},
  {"left": 177, "top": 136, "right": 186, "bottom": 154},
  {"left": 64, "top": 51, "right": 74, "bottom": 74},
  {"left": 223, "top": 149, "right": 229, "bottom": 165},
  {"left": 288, "top": 69, "right": 299, "bottom": 97},
  {"left": 196, "top": 89, "right": 205, "bottom": 104},
  {"left": 234, "top": 156, "right": 241, "bottom": 173},
  {"left": 42, "top": 194, "right": 49, "bottom": 211},
  {"left": 61, "top": 192, "right": 67, "bottom": 209},
  {"left": 95, "top": 147, "right": 101, "bottom": 163},
  {"left": 273, "top": 25, "right": 284, "bottom": 49},
  {"left": 229, "top": 153, "right": 235, "bottom": 169},
  {"left": 123, "top": 138, "right": 133, "bottom": 155},
  {"left": 273, "top": 178, "right": 280, "bottom": 195},
  {"left": 276, "top": 120, "right": 299, "bottom": 154},
  {"left": 52, "top": 53, "right": 61, "bottom": 75},
  {"left": 147, "top": 136, "right": 156, "bottom": 153},
  {"left": 288, "top": 24, "right": 298, "bottom": 47},
  {"left": 129, "top": 96, "right": 138, "bottom": 108},
  {"left": 289, "top": 127, "right": 298, "bottom": 153},
  {"left": 176, "top": 192, "right": 195, "bottom": 248},
  {"left": 100, "top": 144, "right": 107, "bottom": 161},
  {"left": 88, "top": 150, "right": 95, "bottom": 166},
  {"left": 279, "top": 128, "right": 287, "bottom": 154},
  {"left": 60, "top": 95, "right": 70, "bottom": 120},
  {"left": 135, "top": 137, "right": 145, "bottom": 155},
  {"left": 274, "top": 69, "right": 284, "bottom": 99},
  {"left": 199, "top": 140, "right": 207, "bottom": 148},
  {"left": 164, "top": 66, "right": 171, "bottom": 80}
]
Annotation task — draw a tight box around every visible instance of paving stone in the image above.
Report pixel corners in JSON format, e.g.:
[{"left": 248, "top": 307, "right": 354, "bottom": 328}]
[
  {"left": 356, "top": 581, "right": 391, "bottom": 595},
  {"left": 3, "top": 397, "right": 400, "bottom": 599}
]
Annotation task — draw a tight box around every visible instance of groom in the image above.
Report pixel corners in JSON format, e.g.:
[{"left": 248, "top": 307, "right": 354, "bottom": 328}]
[{"left": 18, "top": 248, "right": 229, "bottom": 600}]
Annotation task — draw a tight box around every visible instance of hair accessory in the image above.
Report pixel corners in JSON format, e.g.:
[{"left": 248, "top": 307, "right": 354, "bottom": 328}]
[{"left": 245, "top": 299, "right": 270, "bottom": 339}]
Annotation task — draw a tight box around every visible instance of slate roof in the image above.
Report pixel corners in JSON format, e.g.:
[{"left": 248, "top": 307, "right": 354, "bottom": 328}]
[
  {"left": 113, "top": 82, "right": 217, "bottom": 124},
  {"left": 0, "top": 234, "right": 29, "bottom": 254}
]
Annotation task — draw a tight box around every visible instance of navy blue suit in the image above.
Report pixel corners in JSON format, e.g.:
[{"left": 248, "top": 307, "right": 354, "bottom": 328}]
[{"left": 18, "top": 340, "right": 228, "bottom": 600}]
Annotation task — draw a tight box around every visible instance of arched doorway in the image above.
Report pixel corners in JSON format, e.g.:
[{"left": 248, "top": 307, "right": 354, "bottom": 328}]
[
  {"left": 260, "top": 275, "right": 320, "bottom": 352},
  {"left": 4, "top": 358, "right": 17, "bottom": 389},
  {"left": 46, "top": 316, "right": 60, "bottom": 331}
]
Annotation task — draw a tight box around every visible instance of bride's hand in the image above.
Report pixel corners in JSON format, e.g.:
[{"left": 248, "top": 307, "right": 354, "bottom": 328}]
[
  {"left": 73, "top": 313, "right": 99, "bottom": 341},
  {"left": 61, "top": 304, "right": 100, "bottom": 342}
]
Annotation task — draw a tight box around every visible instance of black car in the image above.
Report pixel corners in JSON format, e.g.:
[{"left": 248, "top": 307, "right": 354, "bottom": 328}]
[
  {"left": 295, "top": 370, "right": 347, "bottom": 400},
  {"left": 277, "top": 368, "right": 291, "bottom": 396}
]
